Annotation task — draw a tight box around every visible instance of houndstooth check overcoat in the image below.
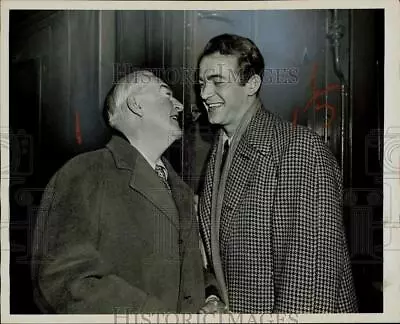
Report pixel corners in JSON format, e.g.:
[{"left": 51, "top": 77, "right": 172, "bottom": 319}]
[{"left": 198, "top": 106, "right": 358, "bottom": 313}]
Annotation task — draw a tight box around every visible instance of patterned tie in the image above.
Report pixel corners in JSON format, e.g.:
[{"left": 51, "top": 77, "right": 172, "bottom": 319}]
[
  {"left": 155, "top": 163, "right": 171, "bottom": 192},
  {"left": 220, "top": 139, "right": 230, "bottom": 176}
]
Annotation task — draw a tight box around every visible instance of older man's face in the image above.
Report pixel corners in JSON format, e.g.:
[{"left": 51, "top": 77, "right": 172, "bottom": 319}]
[{"left": 135, "top": 75, "right": 184, "bottom": 142}]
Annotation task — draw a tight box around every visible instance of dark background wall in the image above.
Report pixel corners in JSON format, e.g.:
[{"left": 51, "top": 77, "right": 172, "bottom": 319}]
[{"left": 9, "top": 9, "right": 383, "bottom": 313}]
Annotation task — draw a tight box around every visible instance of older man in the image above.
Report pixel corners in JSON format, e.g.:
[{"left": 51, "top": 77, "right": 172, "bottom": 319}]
[
  {"left": 31, "top": 71, "right": 205, "bottom": 314},
  {"left": 197, "top": 34, "right": 358, "bottom": 313}
]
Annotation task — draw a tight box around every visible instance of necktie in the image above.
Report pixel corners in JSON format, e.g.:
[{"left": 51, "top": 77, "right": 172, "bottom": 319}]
[
  {"left": 155, "top": 163, "right": 171, "bottom": 192},
  {"left": 220, "top": 139, "right": 230, "bottom": 176}
]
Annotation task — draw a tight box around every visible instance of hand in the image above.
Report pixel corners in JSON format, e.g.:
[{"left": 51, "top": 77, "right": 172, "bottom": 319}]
[{"left": 199, "top": 296, "right": 229, "bottom": 314}]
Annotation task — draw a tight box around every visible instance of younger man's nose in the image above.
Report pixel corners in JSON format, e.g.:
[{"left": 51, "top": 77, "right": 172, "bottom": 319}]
[{"left": 200, "top": 82, "right": 214, "bottom": 100}]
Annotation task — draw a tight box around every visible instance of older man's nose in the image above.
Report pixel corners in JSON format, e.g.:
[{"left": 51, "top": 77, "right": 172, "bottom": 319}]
[{"left": 172, "top": 98, "right": 184, "bottom": 112}]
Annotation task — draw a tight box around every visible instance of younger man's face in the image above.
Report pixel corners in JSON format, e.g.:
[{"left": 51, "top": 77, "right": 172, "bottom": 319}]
[{"left": 199, "top": 53, "right": 249, "bottom": 132}]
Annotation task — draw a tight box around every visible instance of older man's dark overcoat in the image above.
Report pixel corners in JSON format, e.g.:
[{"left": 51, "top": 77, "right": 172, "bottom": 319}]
[{"left": 32, "top": 136, "right": 205, "bottom": 314}]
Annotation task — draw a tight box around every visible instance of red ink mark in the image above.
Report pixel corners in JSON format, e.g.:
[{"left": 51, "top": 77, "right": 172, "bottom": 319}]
[
  {"left": 75, "top": 111, "right": 82, "bottom": 145},
  {"left": 292, "top": 63, "right": 340, "bottom": 128}
]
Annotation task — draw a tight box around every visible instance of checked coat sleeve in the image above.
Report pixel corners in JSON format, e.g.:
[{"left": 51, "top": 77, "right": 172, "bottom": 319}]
[
  {"left": 313, "top": 135, "right": 358, "bottom": 312},
  {"left": 271, "top": 130, "right": 358, "bottom": 313}
]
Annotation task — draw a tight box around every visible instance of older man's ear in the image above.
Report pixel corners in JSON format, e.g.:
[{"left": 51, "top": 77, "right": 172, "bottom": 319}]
[{"left": 127, "top": 95, "right": 143, "bottom": 117}]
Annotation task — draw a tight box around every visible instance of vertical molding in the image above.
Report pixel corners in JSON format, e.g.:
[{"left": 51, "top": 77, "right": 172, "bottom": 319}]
[
  {"left": 324, "top": 10, "right": 330, "bottom": 145},
  {"left": 162, "top": 11, "right": 165, "bottom": 70},
  {"left": 66, "top": 11, "right": 72, "bottom": 148},
  {"left": 184, "top": 10, "right": 197, "bottom": 188},
  {"left": 145, "top": 11, "right": 151, "bottom": 66},
  {"left": 115, "top": 11, "right": 120, "bottom": 64},
  {"left": 348, "top": 9, "right": 353, "bottom": 195},
  {"left": 38, "top": 57, "right": 42, "bottom": 156},
  {"left": 98, "top": 10, "right": 102, "bottom": 114},
  {"left": 181, "top": 10, "right": 187, "bottom": 180},
  {"left": 98, "top": 10, "right": 116, "bottom": 129}
]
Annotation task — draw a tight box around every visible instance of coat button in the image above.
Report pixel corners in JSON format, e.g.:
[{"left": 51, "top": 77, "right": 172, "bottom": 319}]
[
  {"left": 178, "top": 239, "right": 183, "bottom": 244},
  {"left": 184, "top": 295, "right": 192, "bottom": 302}
]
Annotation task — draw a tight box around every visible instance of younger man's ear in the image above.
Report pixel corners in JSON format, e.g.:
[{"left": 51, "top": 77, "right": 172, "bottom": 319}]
[
  {"left": 127, "top": 95, "right": 143, "bottom": 117},
  {"left": 245, "top": 74, "right": 262, "bottom": 96}
]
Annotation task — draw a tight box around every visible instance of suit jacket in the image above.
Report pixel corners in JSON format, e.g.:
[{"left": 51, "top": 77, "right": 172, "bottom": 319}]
[
  {"left": 199, "top": 107, "right": 358, "bottom": 313},
  {"left": 31, "top": 135, "right": 205, "bottom": 314}
]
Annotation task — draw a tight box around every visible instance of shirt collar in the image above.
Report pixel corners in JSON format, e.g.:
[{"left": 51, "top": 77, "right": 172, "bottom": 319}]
[
  {"left": 132, "top": 146, "right": 167, "bottom": 177},
  {"left": 222, "top": 131, "right": 233, "bottom": 146}
]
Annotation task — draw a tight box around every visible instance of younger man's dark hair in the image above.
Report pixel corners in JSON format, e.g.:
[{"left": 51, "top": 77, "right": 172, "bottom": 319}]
[{"left": 198, "top": 33, "right": 265, "bottom": 86}]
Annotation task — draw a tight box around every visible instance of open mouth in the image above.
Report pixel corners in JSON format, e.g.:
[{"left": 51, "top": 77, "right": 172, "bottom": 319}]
[
  {"left": 207, "top": 103, "right": 223, "bottom": 108},
  {"left": 170, "top": 115, "right": 178, "bottom": 121},
  {"left": 205, "top": 102, "right": 223, "bottom": 112}
]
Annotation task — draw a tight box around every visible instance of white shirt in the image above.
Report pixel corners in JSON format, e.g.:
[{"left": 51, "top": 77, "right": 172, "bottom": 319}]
[
  {"left": 222, "top": 131, "right": 233, "bottom": 146},
  {"left": 136, "top": 149, "right": 168, "bottom": 179}
]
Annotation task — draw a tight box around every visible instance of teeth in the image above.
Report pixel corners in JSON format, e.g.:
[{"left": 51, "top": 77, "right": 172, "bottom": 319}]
[{"left": 208, "top": 103, "right": 222, "bottom": 108}]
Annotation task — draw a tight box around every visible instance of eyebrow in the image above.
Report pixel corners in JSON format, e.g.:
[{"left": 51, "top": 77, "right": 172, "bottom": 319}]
[{"left": 199, "top": 74, "right": 226, "bottom": 82}]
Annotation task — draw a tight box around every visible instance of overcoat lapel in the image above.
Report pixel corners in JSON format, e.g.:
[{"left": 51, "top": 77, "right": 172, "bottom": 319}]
[
  {"left": 221, "top": 108, "right": 277, "bottom": 241},
  {"left": 106, "top": 136, "right": 179, "bottom": 229},
  {"left": 201, "top": 142, "right": 218, "bottom": 247},
  {"left": 218, "top": 140, "right": 258, "bottom": 234}
]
